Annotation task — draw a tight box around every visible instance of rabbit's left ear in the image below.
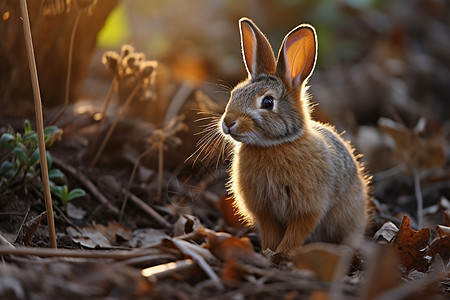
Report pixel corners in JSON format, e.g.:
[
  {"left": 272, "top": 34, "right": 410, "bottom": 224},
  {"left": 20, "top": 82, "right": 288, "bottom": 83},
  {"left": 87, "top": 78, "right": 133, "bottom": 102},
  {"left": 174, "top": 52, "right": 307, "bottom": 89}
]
[
  {"left": 276, "top": 25, "right": 317, "bottom": 88},
  {"left": 239, "top": 18, "right": 276, "bottom": 78}
]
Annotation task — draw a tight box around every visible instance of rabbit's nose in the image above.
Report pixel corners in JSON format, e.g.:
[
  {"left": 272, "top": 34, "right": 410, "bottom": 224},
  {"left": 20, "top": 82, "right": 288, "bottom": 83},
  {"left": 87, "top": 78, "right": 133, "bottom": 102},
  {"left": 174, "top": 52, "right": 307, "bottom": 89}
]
[{"left": 222, "top": 120, "right": 236, "bottom": 135}]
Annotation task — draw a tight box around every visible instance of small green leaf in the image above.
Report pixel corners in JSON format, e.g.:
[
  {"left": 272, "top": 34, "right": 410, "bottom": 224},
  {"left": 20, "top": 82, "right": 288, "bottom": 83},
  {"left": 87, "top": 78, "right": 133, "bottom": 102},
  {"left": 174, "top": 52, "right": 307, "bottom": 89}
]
[
  {"left": 23, "top": 131, "right": 38, "bottom": 144},
  {"left": 30, "top": 148, "right": 40, "bottom": 165},
  {"left": 0, "top": 161, "right": 13, "bottom": 175},
  {"left": 60, "top": 185, "right": 68, "bottom": 201},
  {"left": 50, "top": 184, "right": 63, "bottom": 198},
  {"left": 67, "top": 188, "right": 86, "bottom": 201},
  {"left": 12, "top": 146, "right": 29, "bottom": 165},
  {"left": 24, "top": 120, "right": 32, "bottom": 133},
  {"left": 49, "top": 168, "right": 66, "bottom": 184},
  {"left": 0, "top": 133, "right": 15, "bottom": 149},
  {"left": 44, "top": 126, "right": 63, "bottom": 147},
  {"left": 16, "top": 133, "right": 22, "bottom": 143},
  {"left": 50, "top": 184, "right": 68, "bottom": 201}
]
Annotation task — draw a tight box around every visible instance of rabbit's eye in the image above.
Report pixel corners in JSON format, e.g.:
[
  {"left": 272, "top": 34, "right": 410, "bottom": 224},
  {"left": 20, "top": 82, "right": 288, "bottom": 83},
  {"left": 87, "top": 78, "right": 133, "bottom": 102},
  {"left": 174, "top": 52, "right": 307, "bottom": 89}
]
[{"left": 261, "top": 96, "right": 274, "bottom": 110}]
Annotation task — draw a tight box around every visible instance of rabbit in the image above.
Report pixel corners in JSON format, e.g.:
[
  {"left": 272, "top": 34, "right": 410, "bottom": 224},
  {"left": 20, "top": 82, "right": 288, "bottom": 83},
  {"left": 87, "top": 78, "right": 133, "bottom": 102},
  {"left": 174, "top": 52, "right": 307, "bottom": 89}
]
[{"left": 220, "top": 17, "right": 369, "bottom": 256}]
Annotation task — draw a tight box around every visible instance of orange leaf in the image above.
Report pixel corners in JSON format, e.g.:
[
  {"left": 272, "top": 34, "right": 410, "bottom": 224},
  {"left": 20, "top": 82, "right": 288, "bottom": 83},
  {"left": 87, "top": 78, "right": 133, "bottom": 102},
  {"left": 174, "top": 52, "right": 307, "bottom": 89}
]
[
  {"left": 393, "top": 215, "right": 431, "bottom": 272},
  {"left": 200, "top": 228, "right": 269, "bottom": 267}
]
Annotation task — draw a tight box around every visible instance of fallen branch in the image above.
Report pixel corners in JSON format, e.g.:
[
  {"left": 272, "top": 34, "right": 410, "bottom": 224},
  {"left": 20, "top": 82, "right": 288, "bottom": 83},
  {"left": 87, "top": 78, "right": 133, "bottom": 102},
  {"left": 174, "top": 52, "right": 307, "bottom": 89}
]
[
  {"left": 171, "top": 238, "right": 224, "bottom": 291},
  {"left": 0, "top": 246, "right": 161, "bottom": 261},
  {"left": 120, "top": 188, "right": 171, "bottom": 228}
]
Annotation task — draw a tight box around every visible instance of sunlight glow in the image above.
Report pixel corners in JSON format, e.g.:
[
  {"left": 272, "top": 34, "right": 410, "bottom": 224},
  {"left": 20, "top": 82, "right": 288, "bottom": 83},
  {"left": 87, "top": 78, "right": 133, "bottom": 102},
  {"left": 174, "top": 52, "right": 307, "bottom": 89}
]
[
  {"left": 141, "top": 259, "right": 193, "bottom": 277},
  {"left": 93, "top": 113, "right": 102, "bottom": 121}
]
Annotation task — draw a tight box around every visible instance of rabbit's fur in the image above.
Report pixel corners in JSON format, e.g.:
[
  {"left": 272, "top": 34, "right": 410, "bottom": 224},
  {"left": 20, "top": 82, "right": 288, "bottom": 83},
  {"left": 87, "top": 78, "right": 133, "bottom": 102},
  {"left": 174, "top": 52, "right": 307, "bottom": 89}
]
[{"left": 221, "top": 18, "right": 369, "bottom": 255}]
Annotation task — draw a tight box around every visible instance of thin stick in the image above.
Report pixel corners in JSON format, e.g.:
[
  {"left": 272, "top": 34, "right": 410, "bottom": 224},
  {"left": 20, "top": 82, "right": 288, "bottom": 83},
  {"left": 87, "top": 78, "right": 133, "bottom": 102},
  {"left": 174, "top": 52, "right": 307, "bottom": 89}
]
[
  {"left": 414, "top": 171, "right": 423, "bottom": 228},
  {"left": 48, "top": 9, "right": 82, "bottom": 125},
  {"left": 120, "top": 188, "right": 171, "bottom": 228},
  {"left": 90, "top": 83, "right": 141, "bottom": 167},
  {"left": 19, "top": 0, "right": 57, "bottom": 248},
  {"left": 119, "top": 146, "right": 153, "bottom": 222},
  {"left": 0, "top": 246, "right": 161, "bottom": 260}
]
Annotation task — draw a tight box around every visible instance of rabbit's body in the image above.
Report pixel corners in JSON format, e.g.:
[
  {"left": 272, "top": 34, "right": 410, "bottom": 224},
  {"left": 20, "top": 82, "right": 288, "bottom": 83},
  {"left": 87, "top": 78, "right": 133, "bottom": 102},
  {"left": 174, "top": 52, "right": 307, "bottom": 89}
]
[
  {"left": 231, "top": 121, "right": 367, "bottom": 252},
  {"left": 220, "top": 18, "right": 369, "bottom": 255}
]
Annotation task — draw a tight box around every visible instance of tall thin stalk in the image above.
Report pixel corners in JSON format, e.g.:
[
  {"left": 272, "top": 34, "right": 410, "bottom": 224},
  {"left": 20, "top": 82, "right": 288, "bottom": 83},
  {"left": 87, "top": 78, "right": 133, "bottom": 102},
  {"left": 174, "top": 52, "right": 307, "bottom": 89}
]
[{"left": 19, "top": 0, "right": 57, "bottom": 248}]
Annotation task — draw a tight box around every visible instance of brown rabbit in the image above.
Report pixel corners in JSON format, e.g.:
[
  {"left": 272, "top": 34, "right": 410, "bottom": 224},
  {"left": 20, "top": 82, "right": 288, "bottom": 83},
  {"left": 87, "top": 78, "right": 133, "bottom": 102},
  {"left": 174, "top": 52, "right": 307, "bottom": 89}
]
[{"left": 220, "top": 17, "right": 369, "bottom": 255}]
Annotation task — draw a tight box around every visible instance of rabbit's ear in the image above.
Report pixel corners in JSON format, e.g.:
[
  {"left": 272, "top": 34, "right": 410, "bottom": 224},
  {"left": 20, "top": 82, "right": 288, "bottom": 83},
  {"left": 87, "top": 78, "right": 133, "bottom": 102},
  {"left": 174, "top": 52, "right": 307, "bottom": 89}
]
[
  {"left": 239, "top": 18, "right": 276, "bottom": 78},
  {"left": 276, "top": 25, "right": 317, "bottom": 88}
]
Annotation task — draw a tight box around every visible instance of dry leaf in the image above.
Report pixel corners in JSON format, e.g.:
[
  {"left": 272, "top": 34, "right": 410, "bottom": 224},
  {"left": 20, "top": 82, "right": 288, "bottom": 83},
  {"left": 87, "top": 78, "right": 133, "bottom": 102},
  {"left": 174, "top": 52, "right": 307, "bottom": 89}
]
[
  {"left": 200, "top": 228, "right": 269, "bottom": 268},
  {"left": 67, "top": 222, "right": 132, "bottom": 248},
  {"left": 292, "top": 243, "right": 353, "bottom": 282},
  {"left": 129, "top": 228, "right": 169, "bottom": 248},
  {"left": 67, "top": 226, "right": 112, "bottom": 249},
  {"left": 173, "top": 214, "right": 201, "bottom": 236},
  {"left": 221, "top": 259, "right": 250, "bottom": 283},
  {"left": 373, "top": 221, "right": 398, "bottom": 243},
  {"left": 393, "top": 215, "right": 431, "bottom": 272},
  {"left": 430, "top": 225, "right": 450, "bottom": 262}
]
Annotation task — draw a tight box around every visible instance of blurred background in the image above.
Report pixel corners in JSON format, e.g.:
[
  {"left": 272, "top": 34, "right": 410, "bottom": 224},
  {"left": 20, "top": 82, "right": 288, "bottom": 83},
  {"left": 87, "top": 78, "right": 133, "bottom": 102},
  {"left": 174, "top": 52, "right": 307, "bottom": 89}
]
[{"left": 1, "top": 0, "right": 449, "bottom": 226}]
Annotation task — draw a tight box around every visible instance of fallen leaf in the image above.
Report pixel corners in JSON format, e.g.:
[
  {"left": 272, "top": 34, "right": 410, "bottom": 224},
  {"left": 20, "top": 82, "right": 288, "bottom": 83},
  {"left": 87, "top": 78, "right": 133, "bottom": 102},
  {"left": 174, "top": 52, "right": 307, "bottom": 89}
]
[
  {"left": 67, "top": 222, "right": 132, "bottom": 248},
  {"left": 173, "top": 214, "right": 201, "bottom": 236},
  {"left": 430, "top": 225, "right": 450, "bottom": 262},
  {"left": 200, "top": 228, "right": 269, "bottom": 268},
  {"left": 67, "top": 226, "right": 112, "bottom": 249},
  {"left": 129, "top": 228, "right": 168, "bottom": 248},
  {"left": 292, "top": 243, "right": 353, "bottom": 282},
  {"left": 373, "top": 221, "right": 398, "bottom": 243},
  {"left": 393, "top": 215, "right": 431, "bottom": 272}
]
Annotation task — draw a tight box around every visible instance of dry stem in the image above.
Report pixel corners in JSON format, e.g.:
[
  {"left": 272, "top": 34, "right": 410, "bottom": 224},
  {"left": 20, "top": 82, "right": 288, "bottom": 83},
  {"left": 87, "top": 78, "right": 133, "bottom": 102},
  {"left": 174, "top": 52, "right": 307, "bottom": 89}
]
[
  {"left": 19, "top": 0, "right": 57, "bottom": 248},
  {"left": 119, "top": 146, "right": 153, "bottom": 222}
]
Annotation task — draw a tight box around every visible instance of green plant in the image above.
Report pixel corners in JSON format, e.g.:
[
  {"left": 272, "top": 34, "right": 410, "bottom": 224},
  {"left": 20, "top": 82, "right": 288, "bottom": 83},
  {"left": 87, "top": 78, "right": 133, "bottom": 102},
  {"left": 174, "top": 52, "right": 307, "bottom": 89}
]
[
  {"left": 49, "top": 182, "right": 86, "bottom": 212},
  {"left": 0, "top": 120, "right": 85, "bottom": 211}
]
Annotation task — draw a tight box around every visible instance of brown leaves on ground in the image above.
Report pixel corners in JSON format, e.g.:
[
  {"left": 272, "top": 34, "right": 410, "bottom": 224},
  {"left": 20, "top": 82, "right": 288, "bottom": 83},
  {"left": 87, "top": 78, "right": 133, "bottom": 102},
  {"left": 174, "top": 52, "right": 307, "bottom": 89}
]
[
  {"left": 393, "top": 215, "right": 431, "bottom": 272},
  {"left": 373, "top": 215, "right": 449, "bottom": 274}
]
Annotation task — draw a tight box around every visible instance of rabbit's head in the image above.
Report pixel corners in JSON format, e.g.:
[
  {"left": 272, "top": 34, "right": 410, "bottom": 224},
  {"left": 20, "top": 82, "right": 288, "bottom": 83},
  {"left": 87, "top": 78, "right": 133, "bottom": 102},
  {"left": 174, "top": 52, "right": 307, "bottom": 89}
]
[{"left": 221, "top": 18, "right": 317, "bottom": 147}]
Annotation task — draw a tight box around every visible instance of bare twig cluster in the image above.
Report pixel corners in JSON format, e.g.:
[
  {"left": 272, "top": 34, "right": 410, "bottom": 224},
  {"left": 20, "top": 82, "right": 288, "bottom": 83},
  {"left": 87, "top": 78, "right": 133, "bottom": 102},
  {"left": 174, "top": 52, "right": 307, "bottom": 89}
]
[
  {"left": 90, "top": 45, "right": 158, "bottom": 167},
  {"left": 119, "top": 115, "right": 188, "bottom": 221}
]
